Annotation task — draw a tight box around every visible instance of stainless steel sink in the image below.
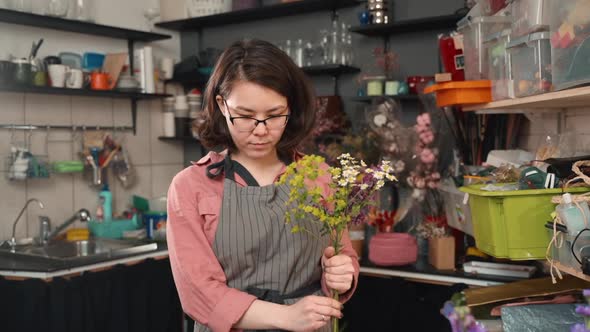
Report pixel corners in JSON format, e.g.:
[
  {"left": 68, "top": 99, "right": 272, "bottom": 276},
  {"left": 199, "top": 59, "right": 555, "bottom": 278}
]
[{"left": 0, "top": 238, "right": 159, "bottom": 264}]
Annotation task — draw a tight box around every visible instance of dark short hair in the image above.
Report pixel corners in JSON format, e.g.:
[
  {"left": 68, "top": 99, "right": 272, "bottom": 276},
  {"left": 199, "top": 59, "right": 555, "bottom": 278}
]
[{"left": 197, "top": 39, "right": 316, "bottom": 160}]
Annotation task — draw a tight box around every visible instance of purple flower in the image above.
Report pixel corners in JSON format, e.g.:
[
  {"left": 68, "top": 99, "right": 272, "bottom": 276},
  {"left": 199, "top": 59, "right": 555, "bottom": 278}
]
[
  {"left": 468, "top": 322, "right": 488, "bottom": 332},
  {"left": 575, "top": 305, "right": 590, "bottom": 317},
  {"left": 583, "top": 289, "right": 590, "bottom": 297},
  {"left": 442, "top": 301, "right": 455, "bottom": 317},
  {"left": 571, "top": 323, "right": 590, "bottom": 332}
]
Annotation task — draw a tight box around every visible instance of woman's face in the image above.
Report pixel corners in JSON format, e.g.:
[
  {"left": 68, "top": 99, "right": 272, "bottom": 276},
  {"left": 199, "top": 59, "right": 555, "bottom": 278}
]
[{"left": 216, "top": 80, "right": 289, "bottom": 161}]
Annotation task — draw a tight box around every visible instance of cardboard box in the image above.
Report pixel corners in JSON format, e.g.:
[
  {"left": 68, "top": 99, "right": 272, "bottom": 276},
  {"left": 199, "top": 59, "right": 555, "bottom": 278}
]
[{"left": 428, "top": 236, "right": 455, "bottom": 270}]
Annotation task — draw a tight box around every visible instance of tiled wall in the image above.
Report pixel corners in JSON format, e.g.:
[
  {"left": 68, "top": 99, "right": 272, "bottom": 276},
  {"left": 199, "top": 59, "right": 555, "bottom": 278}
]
[
  {"left": 0, "top": 0, "right": 183, "bottom": 242},
  {"left": 0, "top": 94, "right": 184, "bottom": 242},
  {"left": 517, "top": 109, "right": 590, "bottom": 156}
]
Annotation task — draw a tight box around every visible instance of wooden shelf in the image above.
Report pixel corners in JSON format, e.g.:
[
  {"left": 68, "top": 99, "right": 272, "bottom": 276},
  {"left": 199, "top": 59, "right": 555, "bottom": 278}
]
[
  {"left": 0, "top": 85, "right": 171, "bottom": 100},
  {"left": 553, "top": 261, "right": 590, "bottom": 283},
  {"left": 350, "top": 13, "right": 463, "bottom": 37},
  {"left": 349, "top": 95, "right": 420, "bottom": 103},
  {"left": 0, "top": 8, "right": 171, "bottom": 42},
  {"left": 464, "top": 86, "right": 590, "bottom": 112},
  {"left": 156, "top": 0, "right": 359, "bottom": 31},
  {"left": 301, "top": 64, "right": 360, "bottom": 76}
]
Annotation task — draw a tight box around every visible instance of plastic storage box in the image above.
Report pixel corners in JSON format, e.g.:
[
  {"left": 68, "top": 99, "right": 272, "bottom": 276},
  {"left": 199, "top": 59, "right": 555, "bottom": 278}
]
[
  {"left": 424, "top": 80, "right": 491, "bottom": 107},
  {"left": 460, "top": 185, "right": 589, "bottom": 260},
  {"left": 549, "top": 0, "right": 590, "bottom": 90},
  {"left": 440, "top": 179, "right": 474, "bottom": 236},
  {"left": 88, "top": 214, "right": 142, "bottom": 239},
  {"left": 550, "top": 232, "right": 590, "bottom": 269},
  {"left": 512, "top": 0, "right": 550, "bottom": 38},
  {"left": 506, "top": 31, "right": 553, "bottom": 97},
  {"left": 458, "top": 16, "right": 512, "bottom": 80},
  {"left": 484, "top": 29, "right": 514, "bottom": 100}
]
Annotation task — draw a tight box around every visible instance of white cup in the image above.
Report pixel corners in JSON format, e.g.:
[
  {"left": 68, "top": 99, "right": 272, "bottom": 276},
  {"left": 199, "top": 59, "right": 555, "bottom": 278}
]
[
  {"left": 66, "top": 68, "right": 84, "bottom": 89},
  {"left": 160, "top": 58, "right": 174, "bottom": 80},
  {"left": 48, "top": 64, "right": 68, "bottom": 88}
]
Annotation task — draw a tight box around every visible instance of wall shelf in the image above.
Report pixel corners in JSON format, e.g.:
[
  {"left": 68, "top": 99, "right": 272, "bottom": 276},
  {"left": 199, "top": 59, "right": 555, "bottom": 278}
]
[
  {"left": 0, "top": 8, "right": 171, "bottom": 42},
  {"left": 349, "top": 13, "right": 463, "bottom": 37},
  {"left": 0, "top": 85, "right": 170, "bottom": 100},
  {"left": 302, "top": 64, "right": 360, "bottom": 76},
  {"left": 350, "top": 95, "right": 420, "bottom": 103},
  {"left": 464, "top": 86, "right": 590, "bottom": 112},
  {"left": 155, "top": 0, "right": 359, "bottom": 31}
]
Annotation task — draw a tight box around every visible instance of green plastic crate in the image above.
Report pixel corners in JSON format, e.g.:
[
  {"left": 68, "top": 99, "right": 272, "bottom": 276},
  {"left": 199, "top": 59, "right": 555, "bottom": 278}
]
[
  {"left": 460, "top": 185, "right": 589, "bottom": 260},
  {"left": 88, "top": 214, "right": 141, "bottom": 239}
]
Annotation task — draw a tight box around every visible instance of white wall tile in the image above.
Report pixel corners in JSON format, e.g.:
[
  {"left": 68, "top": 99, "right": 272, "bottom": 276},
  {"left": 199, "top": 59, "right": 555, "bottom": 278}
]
[
  {"left": 113, "top": 165, "right": 152, "bottom": 214},
  {"left": 26, "top": 176, "right": 74, "bottom": 238},
  {"left": 116, "top": 100, "right": 151, "bottom": 166},
  {"left": 0, "top": 92, "right": 25, "bottom": 123},
  {"left": 151, "top": 164, "right": 183, "bottom": 199},
  {"left": 72, "top": 97, "right": 114, "bottom": 127},
  {"left": 0, "top": 176, "right": 27, "bottom": 241},
  {"left": 24, "top": 95, "right": 71, "bottom": 126},
  {"left": 72, "top": 172, "right": 102, "bottom": 227},
  {"left": 0, "top": 131, "right": 25, "bottom": 172}
]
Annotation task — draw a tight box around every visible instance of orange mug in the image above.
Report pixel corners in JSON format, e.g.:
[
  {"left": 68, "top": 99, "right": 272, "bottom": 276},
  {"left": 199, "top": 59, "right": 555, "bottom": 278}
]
[{"left": 90, "top": 72, "right": 111, "bottom": 90}]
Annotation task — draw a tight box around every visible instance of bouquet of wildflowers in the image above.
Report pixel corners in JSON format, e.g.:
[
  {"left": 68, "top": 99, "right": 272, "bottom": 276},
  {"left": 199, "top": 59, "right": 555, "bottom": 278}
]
[
  {"left": 572, "top": 290, "right": 590, "bottom": 332},
  {"left": 279, "top": 153, "right": 397, "bottom": 332}
]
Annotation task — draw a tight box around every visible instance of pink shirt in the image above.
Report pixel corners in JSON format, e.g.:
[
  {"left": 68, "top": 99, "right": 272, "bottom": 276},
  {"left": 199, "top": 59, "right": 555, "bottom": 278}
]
[{"left": 167, "top": 151, "right": 360, "bottom": 332}]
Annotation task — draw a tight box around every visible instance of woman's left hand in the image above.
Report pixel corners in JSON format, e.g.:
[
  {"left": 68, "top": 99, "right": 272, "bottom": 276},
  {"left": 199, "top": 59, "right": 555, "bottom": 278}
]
[{"left": 321, "top": 246, "right": 355, "bottom": 294}]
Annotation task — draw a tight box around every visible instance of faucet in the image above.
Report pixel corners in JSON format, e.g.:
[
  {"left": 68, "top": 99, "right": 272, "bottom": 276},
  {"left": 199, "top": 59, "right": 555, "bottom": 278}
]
[
  {"left": 9, "top": 198, "right": 44, "bottom": 253},
  {"left": 47, "top": 209, "right": 91, "bottom": 242}
]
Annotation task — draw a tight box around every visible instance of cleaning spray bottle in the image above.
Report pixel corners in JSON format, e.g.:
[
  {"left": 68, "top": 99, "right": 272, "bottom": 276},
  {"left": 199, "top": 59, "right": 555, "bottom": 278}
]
[{"left": 98, "top": 184, "right": 113, "bottom": 222}]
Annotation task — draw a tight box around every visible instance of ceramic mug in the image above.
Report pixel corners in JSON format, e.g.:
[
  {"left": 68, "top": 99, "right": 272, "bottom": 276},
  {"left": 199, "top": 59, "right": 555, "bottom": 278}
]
[
  {"left": 66, "top": 68, "right": 85, "bottom": 89},
  {"left": 385, "top": 80, "right": 400, "bottom": 96},
  {"left": 48, "top": 64, "right": 69, "bottom": 88},
  {"left": 90, "top": 72, "right": 111, "bottom": 90},
  {"left": 160, "top": 57, "right": 174, "bottom": 80}
]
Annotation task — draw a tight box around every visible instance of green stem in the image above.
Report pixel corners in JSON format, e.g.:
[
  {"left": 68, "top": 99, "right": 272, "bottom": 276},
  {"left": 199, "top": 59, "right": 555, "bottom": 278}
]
[
  {"left": 331, "top": 231, "right": 342, "bottom": 332},
  {"left": 332, "top": 289, "right": 339, "bottom": 332}
]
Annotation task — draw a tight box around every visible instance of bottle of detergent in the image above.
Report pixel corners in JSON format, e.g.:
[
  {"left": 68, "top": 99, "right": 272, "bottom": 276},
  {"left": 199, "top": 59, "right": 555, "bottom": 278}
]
[{"left": 98, "top": 184, "right": 113, "bottom": 222}]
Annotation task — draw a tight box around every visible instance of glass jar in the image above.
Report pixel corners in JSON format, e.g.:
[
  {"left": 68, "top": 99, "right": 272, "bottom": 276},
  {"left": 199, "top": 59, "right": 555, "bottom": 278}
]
[
  {"left": 46, "top": 0, "right": 68, "bottom": 17},
  {"left": 162, "top": 97, "right": 175, "bottom": 137},
  {"left": 10, "top": 0, "right": 32, "bottom": 12},
  {"left": 71, "top": 0, "right": 95, "bottom": 22}
]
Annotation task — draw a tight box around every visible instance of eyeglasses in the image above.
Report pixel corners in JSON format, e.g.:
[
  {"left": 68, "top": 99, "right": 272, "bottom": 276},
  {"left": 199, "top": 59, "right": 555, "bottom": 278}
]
[{"left": 223, "top": 99, "right": 289, "bottom": 133}]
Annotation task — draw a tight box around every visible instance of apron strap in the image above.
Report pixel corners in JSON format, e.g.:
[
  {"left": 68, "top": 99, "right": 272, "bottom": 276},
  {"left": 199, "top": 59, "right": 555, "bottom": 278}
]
[
  {"left": 205, "top": 155, "right": 260, "bottom": 186},
  {"left": 246, "top": 281, "right": 322, "bottom": 304}
]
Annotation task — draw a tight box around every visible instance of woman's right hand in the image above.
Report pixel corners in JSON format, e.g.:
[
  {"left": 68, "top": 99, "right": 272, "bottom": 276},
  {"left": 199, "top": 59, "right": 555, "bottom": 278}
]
[{"left": 282, "top": 295, "right": 342, "bottom": 332}]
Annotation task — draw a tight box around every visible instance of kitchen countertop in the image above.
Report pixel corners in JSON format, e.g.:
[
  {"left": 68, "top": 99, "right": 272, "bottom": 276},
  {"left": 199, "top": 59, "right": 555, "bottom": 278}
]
[{"left": 0, "top": 242, "right": 168, "bottom": 279}]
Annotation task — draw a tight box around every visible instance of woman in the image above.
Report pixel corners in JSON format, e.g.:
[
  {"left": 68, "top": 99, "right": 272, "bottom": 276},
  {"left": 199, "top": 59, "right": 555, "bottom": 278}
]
[{"left": 167, "top": 39, "right": 359, "bottom": 332}]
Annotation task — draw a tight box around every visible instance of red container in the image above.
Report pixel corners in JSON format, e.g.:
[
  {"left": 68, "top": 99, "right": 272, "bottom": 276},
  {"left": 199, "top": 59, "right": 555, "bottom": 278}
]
[
  {"left": 368, "top": 233, "right": 418, "bottom": 266},
  {"left": 439, "top": 35, "right": 465, "bottom": 81},
  {"left": 407, "top": 76, "right": 434, "bottom": 94}
]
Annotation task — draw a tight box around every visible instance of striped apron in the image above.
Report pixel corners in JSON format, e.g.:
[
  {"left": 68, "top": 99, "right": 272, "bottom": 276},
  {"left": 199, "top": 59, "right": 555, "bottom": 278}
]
[{"left": 197, "top": 156, "right": 330, "bottom": 332}]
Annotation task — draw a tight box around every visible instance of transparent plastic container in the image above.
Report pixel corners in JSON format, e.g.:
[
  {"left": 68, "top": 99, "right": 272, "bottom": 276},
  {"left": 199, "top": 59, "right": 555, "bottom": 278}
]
[
  {"left": 506, "top": 31, "right": 552, "bottom": 97},
  {"left": 549, "top": 0, "right": 590, "bottom": 90},
  {"left": 476, "top": 0, "right": 509, "bottom": 16},
  {"left": 484, "top": 28, "right": 514, "bottom": 100},
  {"left": 511, "top": 0, "right": 550, "bottom": 38},
  {"left": 553, "top": 232, "right": 590, "bottom": 269},
  {"left": 457, "top": 16, "right": 512, "bottom": 80},
  {"left": 440, "top": 179, "right": 474, "bottom": 236}
]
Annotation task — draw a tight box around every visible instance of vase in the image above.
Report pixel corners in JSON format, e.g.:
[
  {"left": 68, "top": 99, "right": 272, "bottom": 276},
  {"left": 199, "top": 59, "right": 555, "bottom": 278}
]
[
  {"left": 368, "top": 232, "right": 418, "bottom": 266},
  {"left": 417, "top": 236, "right": 429, "bottom": 257}
]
